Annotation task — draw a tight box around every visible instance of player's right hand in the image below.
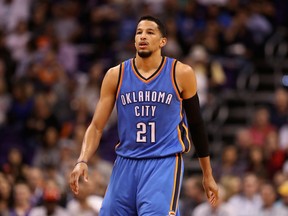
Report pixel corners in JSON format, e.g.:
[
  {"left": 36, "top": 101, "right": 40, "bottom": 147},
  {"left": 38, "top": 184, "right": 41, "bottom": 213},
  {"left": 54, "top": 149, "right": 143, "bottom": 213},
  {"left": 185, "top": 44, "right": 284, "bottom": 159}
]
[{"left": 69, "top": 162, "right": 88, "bottom": 195}]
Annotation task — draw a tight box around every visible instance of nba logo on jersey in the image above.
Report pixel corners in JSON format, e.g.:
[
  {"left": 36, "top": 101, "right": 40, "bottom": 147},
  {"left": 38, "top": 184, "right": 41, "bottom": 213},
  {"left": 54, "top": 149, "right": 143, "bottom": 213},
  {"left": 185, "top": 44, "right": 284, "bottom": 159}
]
[{"left": 168, "top": 211, "right": 176, "bottom": 216}]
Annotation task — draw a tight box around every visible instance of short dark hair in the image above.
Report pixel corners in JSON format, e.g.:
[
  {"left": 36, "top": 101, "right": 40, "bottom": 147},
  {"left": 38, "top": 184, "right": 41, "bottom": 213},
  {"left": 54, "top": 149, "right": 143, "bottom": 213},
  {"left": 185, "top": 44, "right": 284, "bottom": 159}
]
[{"left": 137, "top": 15, "right": 167, "bottom": 37}]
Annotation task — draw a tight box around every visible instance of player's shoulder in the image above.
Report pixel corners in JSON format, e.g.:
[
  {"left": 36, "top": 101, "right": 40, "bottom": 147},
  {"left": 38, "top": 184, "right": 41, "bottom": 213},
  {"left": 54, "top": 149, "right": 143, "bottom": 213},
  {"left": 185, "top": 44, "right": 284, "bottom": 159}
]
[
  {"left": 174, "top": 60, "right": 195, "bottom": 77},
  {"left": 103, "top": 63, "right": 122, "bottom": 82},
  {"left": 106, "top": 59, "right": 130, "bottom": 77},
  {"left": 106, "top": 64, "right": 121, "bottom": 76},
  {"left": 100, "top": 64, "right": 121, "bottom": 91},
  {"left": 173, "top": 59, "right": 197, "bottom": 94}
]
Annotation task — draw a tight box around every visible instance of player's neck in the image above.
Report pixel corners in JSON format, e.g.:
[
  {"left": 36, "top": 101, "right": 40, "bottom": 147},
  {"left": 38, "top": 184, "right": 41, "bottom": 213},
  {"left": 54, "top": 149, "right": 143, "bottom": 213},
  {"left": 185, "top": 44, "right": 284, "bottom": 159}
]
[{"left": 135, "top": 54, "right": 163, "bottom": 72}]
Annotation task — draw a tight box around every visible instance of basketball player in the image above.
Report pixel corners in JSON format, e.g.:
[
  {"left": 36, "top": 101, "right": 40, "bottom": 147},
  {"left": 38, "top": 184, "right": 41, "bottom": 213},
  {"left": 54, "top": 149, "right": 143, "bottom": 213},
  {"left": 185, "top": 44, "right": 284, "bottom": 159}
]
[{"left": 70, "top": 15, "right": 218, "bottom": 216}]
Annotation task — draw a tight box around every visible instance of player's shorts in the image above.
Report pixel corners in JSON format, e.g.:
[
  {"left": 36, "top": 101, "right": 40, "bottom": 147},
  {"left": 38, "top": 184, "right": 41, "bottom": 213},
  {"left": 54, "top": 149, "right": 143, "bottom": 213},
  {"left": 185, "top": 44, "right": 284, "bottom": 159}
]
[{"left": 99, "top": 154, "right": 184, "bottom": 216}]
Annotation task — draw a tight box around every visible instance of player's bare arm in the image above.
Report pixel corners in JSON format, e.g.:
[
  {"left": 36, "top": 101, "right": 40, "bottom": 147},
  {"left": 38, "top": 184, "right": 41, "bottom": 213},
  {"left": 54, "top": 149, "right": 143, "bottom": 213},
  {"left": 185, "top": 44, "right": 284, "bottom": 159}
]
[
  {"left": 69, "top": 65, "right": 120, "bottom": 195},
  {"left": 175, "top": 61, "right": 219, "bottom": 206}
]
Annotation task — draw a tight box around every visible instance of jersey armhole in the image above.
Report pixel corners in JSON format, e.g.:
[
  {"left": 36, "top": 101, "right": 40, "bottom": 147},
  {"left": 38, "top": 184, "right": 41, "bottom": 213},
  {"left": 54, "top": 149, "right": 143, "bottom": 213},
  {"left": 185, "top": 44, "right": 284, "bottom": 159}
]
[
  {"left": 172, "top": 60, "right": 181, "bottom": 97},
  {"left": 116, "top": 62, "right": 124, "bottom": 98}
]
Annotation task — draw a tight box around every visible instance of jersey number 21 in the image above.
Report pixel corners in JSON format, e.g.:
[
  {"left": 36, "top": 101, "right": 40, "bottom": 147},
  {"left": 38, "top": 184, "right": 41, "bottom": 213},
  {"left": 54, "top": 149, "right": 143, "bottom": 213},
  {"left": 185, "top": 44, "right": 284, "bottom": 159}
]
[{"left": 136, "top": 122, "right": 156, "bottom": 143}]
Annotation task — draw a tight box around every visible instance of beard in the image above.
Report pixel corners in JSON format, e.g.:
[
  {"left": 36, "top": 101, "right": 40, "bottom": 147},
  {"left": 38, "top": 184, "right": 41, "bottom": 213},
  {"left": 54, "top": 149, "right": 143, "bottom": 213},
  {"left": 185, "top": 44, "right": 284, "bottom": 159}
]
[{"left": 137, "top": 50, "right": 152, "bottom": 58}]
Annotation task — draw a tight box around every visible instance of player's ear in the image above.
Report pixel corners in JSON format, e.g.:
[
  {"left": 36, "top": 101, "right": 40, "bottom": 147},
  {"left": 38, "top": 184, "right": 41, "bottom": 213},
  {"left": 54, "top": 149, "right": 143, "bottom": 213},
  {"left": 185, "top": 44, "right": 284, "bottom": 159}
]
[{"left": 160, "top": 37, "right": 167, "bottom": 48}]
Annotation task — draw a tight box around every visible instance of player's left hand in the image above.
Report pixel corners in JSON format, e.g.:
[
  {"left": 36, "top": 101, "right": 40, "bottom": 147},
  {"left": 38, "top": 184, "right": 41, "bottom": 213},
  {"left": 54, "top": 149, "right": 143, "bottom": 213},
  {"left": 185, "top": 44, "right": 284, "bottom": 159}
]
[
  {"left": 69, "top": 162, "right": 89, "bottom": 195},
  {"left": 202, "top": 175, "right": 219, "bottom": 207}
]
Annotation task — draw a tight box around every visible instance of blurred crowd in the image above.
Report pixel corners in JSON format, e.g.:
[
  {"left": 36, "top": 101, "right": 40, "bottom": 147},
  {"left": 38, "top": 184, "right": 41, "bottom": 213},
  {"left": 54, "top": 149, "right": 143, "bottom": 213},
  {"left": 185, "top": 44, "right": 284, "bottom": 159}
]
[{"left": 0, "top": 0, "right": 288, "bottom": 215}]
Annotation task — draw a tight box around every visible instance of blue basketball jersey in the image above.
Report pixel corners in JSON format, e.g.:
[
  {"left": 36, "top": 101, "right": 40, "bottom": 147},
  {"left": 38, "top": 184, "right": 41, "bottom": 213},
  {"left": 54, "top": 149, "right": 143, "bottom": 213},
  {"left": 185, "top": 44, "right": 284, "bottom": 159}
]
[{"left": 115, "top": 56, "right": 191, "bottom": 158}]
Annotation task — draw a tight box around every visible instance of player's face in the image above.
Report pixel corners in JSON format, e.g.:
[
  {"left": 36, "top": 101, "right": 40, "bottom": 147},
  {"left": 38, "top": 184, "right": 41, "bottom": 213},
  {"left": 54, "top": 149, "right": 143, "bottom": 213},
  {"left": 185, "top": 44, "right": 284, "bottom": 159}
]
[{"left": 135, "top": 20, "right": 166, "bottom": 58}]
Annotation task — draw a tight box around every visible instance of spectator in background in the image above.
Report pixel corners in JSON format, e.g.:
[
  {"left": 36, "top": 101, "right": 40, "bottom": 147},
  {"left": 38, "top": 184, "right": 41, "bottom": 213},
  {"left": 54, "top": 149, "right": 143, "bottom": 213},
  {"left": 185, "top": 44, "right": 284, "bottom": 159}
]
[
  {"left": 228, "top": 173, "right": 262, "bottom": 216},
  {"left": 213, "top": 145, "right": 245, "bottom": 181},
  {"left": 9, "top": 181, "right": 32, "bottom": 216},
  {"left": 32, "top": 50, "right": 66, "bottom": 91},
  {"left": 71, "top": 98, "right": 92, "bottom": 127},
  {"left": 185, "top": 45, "right": 226, "bottom": 107},
  {"left": 279, "top": 124, "right": 288, "bottom": 153},
  {"left": 246, "top": 1, "right": 273, "bottom": 57},
  {"left": 179, "top": 175, "right": 206, "bottom": 216},
  {"left": 0, "top": 0, "right": 31, "bottom": 33},
  {"left": 42, "top": 164, "right": 66, "bottom": 200},
  {"left": 48, "top": 2, "right": 80, "bottom": 75},
  {"left": 223, "top": 8, "right": 255, "bottom": 58},
  {"left": 7, "top": 78, "right": 34, "bottom": 128},
  {"left": 1, "top": 147, "right": 26, "bottom": 184},
  {"left": 261, "top": 0, "right": 277, "bottom": 29},
  {"left": 258, "top": 182, "right": 288, "bottom": 216},
  {"left": 27, "top": 1, "right": 49, "bottom": 35},
  {"left": 51, "top": 1, "right": 81, "bottom": 44},
  {"left": 264, "top": 131, "right": 286, "bottom": 180},
  {"left": 87, "top": 4, "right": 119, "bottom": 62},
  {"left": 90, "top": 153, "right": 113, "bottom": 187},
  {"left": 0, "top": 172, "right": 11, "bottom": 216},
  {"left": 269, "top": 87, "right": 288, "bottom": 129},
  {"left": 5, "top": 20, "right": 31, "bottom": 63},
  {"left": 235, "top": 128, "right": 252, "bottom": 167},
  {"left": 162, "top": 18, "right": 183, "bottom": 59},
  {"left": 89, "top": 169, "right": 109, "bottom": 199},
  {"left": 276, "top": 180, "right": 288, "bottom": 213},
  {"left": 246, "top": 146, "right": 268, "bottom": 181},
  {"left": 54, "top": 35, "right": 79, "bottom": 76},
  {"left": 74, "top": 61, "right": 104, "bottom": 117},
  {"left": 176, "top": 0, "right": 200, "bottom": 55},
  {"left": 184, "top": 45, "right": 209, "bottom": 108},
  {"left": 272, "top": 171, "right": 288, "bottom": 191},
  {"left": 201, "top": 20, "right": 224, "bottom": 56},
  {"left": 219, "top": 175, "right": 241, "bottom": 201},
  {"left": 71, "top": 62, "right": 104, "bottom": 125},
  {"left": 30, "top": 179, "right": 69, "bottom": 216},
  {"left": 25, "top": 93, "right": 60, "bottom": 160},
  {"left": 248, "top": 106, "right": 276, "bottom": 147},
  {"left": 58, "top": 139, "right": 77, "bottom": 179},
  {"left": 33, "top": 126, "right": 61, "bottom": 169},
  {"left": 68, "top": 123, "right": 87, "bottom": 159},
  {"left": 25, "top": 167, "right": 45, "bottom": 207}
]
